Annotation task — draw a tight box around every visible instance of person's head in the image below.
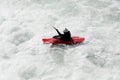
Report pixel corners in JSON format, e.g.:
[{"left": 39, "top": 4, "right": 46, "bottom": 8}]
[{"left": 63, "top": 28, "right": 69, "bottom": 33}]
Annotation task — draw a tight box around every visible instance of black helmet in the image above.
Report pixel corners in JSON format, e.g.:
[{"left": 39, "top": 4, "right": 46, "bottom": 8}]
[{"left": 63, "top": 28, "right": 69, "bottom": 33}]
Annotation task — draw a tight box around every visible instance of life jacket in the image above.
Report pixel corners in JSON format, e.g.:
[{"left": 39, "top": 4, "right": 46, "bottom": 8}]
[{"left": 61, "top": 31, "right": 72, "bottom": 42}]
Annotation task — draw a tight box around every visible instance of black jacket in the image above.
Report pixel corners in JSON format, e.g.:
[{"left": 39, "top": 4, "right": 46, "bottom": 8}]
[{"left": 54, "top": 28, "right": 72, "bottom": 42}]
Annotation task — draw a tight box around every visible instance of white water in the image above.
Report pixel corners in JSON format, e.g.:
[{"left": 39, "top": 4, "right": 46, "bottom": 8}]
[{"left": 0, "top": 0, "right": 120, "bottom": 80}]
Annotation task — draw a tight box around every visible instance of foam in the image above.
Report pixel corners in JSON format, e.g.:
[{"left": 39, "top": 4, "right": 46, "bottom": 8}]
[{"left": 0, "top": 0, "right": 120, "bottom": 80}]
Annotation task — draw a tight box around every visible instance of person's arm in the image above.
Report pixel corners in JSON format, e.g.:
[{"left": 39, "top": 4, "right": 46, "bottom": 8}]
[{"left": 53, "top": 27, "right": 62, "bottom": 36}]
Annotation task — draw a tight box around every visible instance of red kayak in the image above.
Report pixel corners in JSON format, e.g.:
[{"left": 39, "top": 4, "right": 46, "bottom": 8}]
[{"left": 42, "top": 36, "right": 85, "bottom": 45}]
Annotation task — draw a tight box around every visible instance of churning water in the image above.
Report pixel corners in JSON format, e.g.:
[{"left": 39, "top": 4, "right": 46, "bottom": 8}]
[{"left": 0, "top": 0, "right": 120, "bottom": 80}]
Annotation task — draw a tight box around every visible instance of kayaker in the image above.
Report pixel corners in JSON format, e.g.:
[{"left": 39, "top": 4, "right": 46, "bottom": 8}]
[{"left": 53, "top": 27, "right": 72, "bottom": 42}]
